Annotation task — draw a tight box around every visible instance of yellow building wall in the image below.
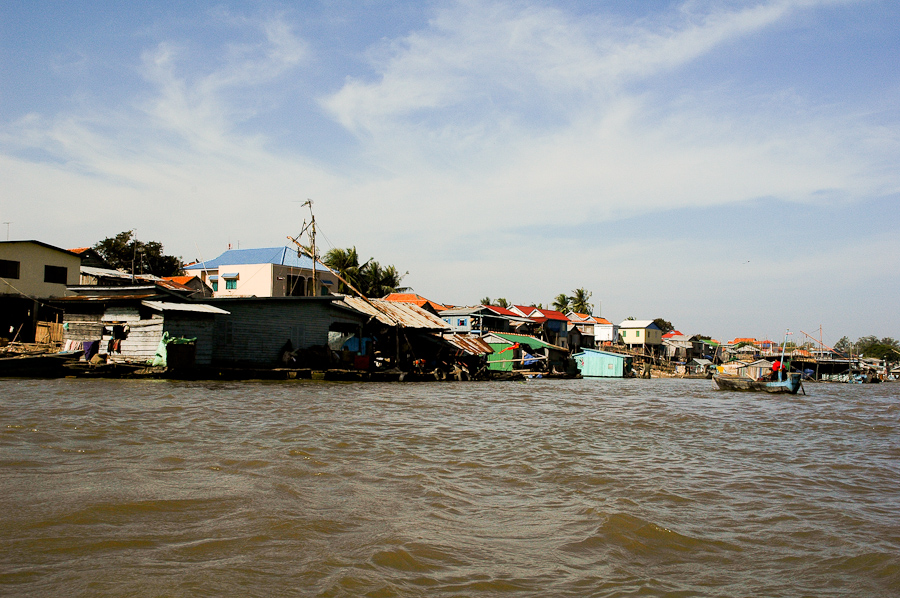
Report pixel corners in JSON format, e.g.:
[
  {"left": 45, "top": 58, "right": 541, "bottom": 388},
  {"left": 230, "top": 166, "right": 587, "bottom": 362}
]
[{"left": 0, "top": 242, "right": 80, "bottom": 298}]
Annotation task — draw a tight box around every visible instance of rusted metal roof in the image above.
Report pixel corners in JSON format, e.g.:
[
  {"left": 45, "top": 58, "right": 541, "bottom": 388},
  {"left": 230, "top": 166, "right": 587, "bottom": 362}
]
[
  {"left": 439, "top": 333, "right": 494, "bottom": 355},
  {"left": 339, "top": 296, "right": 450, "bottom": 330}
]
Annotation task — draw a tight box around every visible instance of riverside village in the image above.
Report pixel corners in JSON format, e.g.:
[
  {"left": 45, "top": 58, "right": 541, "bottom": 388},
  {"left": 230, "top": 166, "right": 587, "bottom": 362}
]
[{"left": 1, "top": 231, "right": 897, "bottom": 387}]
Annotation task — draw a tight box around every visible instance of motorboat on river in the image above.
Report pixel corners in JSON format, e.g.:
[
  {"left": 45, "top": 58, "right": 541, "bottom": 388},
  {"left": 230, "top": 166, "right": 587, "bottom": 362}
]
[
  {"left": 713, "top": 329, "right": 804, "bottom": 394},
  {"left": 713, "top": 372, "right": 802, "bottom": 394}
]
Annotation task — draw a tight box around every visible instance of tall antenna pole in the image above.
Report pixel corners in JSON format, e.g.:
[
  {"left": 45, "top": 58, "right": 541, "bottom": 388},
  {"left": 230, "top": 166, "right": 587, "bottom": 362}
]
[{"left": 300, "top": 199, "right": 316, "bottom": 296}]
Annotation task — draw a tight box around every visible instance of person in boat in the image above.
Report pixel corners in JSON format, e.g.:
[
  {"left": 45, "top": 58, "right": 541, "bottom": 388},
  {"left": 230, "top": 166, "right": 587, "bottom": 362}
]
[{"left": 771, "top": 360, "right": 783, "bottom": 381}]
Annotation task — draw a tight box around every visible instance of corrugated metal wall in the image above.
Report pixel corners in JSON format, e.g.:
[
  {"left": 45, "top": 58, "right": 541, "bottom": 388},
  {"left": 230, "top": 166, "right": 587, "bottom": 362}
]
[
  {"left": 209, "top": 300, "right": 363, "bottom": 366},
  {"left": 163, "top": 315, "right": 216, "bottom": 365},
  {"left": 574, "top": 351, "right": 624, "bottom": 377}
]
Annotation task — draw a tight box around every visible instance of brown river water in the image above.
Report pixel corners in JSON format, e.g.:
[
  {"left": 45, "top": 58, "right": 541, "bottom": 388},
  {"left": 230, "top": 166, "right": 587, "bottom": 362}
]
[{"left": 1, "top": 377, "right": 898, "bottom": 597}]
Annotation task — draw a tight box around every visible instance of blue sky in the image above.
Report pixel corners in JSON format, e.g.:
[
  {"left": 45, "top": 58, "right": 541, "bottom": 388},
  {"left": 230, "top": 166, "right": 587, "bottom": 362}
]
[{"left": 2, "top": 0, "right": 898, "bottom": 343}]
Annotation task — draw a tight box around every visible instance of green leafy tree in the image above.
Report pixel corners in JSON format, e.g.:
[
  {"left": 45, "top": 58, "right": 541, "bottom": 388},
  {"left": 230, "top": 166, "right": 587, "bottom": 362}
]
[
  {"left": 855, "top": 336, "right": 900, "bottom": 360},
  {"left": 570, "top": 288, "right": 593, "bottom": 314},
  {"left": 480, "top": 297, "right": 492, "bottom": 306},
  {"left": 552, "top": 293, "right": 571, "bottom": 313},
  {"left": 653, "top": 318, "right": 674, "bottom": 334},
  {"left": 496, "top": 298, "right": 510, "bottom": 309},
  {"left": 834, "top": 336, "right": 851, "bottom": 353},
  {"left": 93, "top": 231, "right": 182, "bottom": 277}
]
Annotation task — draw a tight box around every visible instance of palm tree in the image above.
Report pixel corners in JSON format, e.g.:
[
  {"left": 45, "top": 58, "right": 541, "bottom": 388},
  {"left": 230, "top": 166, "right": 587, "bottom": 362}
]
[
  {"left": 323, "top": 247, "right": 361, "bottom": 293},
  {"left": 570, "top": 288, "right": 593, "bottom": 314},
  {"left": 480, "top": 297, "right": 492, "bottom": 306},
  {"left": 552, "top": 293, "right": 571, "bottom": 313},
  {"left": 496, "top": 298, "right": 510, "bottom": 309},
  {"left": 359, "top": 261, "right": 409, "bottom": 298}
]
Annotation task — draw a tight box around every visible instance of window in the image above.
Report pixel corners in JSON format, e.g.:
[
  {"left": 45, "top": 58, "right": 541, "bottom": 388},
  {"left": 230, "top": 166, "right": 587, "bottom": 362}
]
[
  {"left": 287, "top": 275, "right": 305, "bottom": 296},
  {"left": 0, "top": 259, "right": 20, "bottom": 279},
  {"left": 212, "top": 281, "right": 218, "bottom": 292},
  {"left": 636, "top": 330, "right": 641, "bottom": 338},
  {"left": 44, "top": 265, "right": 67, "bottom": 284},
  {"left": 226, "top": 279, "right": 237, "bottom": 290},
  {"left": 457, "top": 318, "right": 466, "bottom": 327}
]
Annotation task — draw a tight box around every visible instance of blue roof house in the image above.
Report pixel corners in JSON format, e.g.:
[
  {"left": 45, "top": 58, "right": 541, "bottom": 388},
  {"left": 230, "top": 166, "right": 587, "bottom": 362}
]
[{"left": 184, "top": 247, "right": 336, "bottom": 298}]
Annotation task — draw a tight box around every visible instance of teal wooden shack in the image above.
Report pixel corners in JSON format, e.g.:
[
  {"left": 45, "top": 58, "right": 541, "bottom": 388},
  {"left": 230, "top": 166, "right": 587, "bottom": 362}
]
[{"left": 573, "top": 348, "right": 631, "bottom": 377}]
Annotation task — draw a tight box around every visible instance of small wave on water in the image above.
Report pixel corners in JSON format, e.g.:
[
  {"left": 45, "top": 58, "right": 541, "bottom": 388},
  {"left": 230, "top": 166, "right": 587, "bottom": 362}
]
[{"left": 0, "top": 377, "right": 898, "bottom": 597}]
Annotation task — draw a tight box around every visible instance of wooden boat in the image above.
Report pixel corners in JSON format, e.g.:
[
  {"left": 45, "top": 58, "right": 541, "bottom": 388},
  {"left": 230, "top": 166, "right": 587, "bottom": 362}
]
[
  {"left": 713, "top": 372, "right": 802, "bottom": 394},
  {"left": 0, "top": 350, "right": 84, "bottom": 377}
]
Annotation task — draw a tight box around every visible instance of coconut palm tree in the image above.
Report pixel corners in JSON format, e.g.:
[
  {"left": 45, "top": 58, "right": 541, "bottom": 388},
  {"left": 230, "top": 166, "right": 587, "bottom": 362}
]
[
  {"left": 323, "top": 247, "right": 362, "bottom": 293},
  {"left": 496, "top": 298, "right": 510, "bottom": 308},
  {"left": 570, "top": 288, "right": 593, "bottom": 314},
  {"left": 358, "top": 261, "right": 409, "bottom": 298},
  {"left": 552, "top": 293, "right": 571, "bottom": 313}
]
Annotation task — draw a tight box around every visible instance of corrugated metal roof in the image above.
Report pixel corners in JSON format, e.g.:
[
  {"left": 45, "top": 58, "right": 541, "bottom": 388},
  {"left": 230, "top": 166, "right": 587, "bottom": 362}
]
[
  {"left": 534, "top": 308, "right": 569, "bottom": 321},
  {"left": 438, "top": 305, "right": 534, "bottom": 322},
  {"left": 383, "top": 293, "right": 449, "bottom": 312},
  {"left": 439, "top": 334, "right": 494, "bottom": 355},
  {"left": 80, "top": 265, "right": 131, "bottom": 278},
  {"left": 142, "top": 301, "right": 230, "bottom": 315},
  {"left": 54, "top": 294, "right": 158, "bottom": 302},
  {"left": 183, "top": 246, "right": 330, "bottom": 272},
  {"left": 485, "top": 305, "right": 518, "bottom": 317},
  {"left": 340, "top": 297, "right": 450, "bottom": 330},
  {"left": 483, "top": 332, "right": 567, "bottom": 352}
]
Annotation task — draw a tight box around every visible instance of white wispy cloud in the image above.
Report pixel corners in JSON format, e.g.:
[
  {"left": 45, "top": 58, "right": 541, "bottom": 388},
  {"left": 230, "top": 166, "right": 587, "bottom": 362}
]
[
  {"left": 318, "top": 0, "right": 893, "bottom": 237},
  {"left": 0, "top": 0, "right": 895, "bottom": 338}
]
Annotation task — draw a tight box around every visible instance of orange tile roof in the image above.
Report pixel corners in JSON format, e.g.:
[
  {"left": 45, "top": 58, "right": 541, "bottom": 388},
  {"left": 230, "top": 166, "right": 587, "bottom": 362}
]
[
  {"left": 383, "top": 293, "right": 448, "bottom": 311},
  {"left": 162, "top": 276, "right": 197, "bottom": 285},
  {"left": 68, "top": 247, "right": 90, "bottom": 254}
]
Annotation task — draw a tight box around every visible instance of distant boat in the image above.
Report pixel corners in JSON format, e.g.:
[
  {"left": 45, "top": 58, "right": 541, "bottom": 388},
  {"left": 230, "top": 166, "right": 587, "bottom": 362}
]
[
  {"left": 713, "top": 329, "right": 803, "bottom": 394},
  {"left": 713, "top": 372, "right": 802, "bottom": 394}
]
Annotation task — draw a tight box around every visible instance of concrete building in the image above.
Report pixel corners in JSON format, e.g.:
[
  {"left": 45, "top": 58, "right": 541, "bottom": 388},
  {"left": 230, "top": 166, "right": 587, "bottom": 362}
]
[
  {"left": 184, "top": 246, "right": 338, "bottom": 298},
  {"left": 0, "top": 240, "right": 80, "bottom": 299},
  {"left": 1, "top": 241, "right": 81, "bottom": 343}
]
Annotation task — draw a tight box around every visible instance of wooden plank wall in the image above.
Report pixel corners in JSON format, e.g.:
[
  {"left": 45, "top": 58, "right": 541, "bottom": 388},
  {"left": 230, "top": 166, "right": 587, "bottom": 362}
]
[
  {"left": 35, "top": 321, "right": 65, "bottom": 344},
  {"left": 107, "top": 319, "right": 164, "bottom": 363},
  {"left": 63, "top": 313, "right": 105, "bottom": 342}
]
